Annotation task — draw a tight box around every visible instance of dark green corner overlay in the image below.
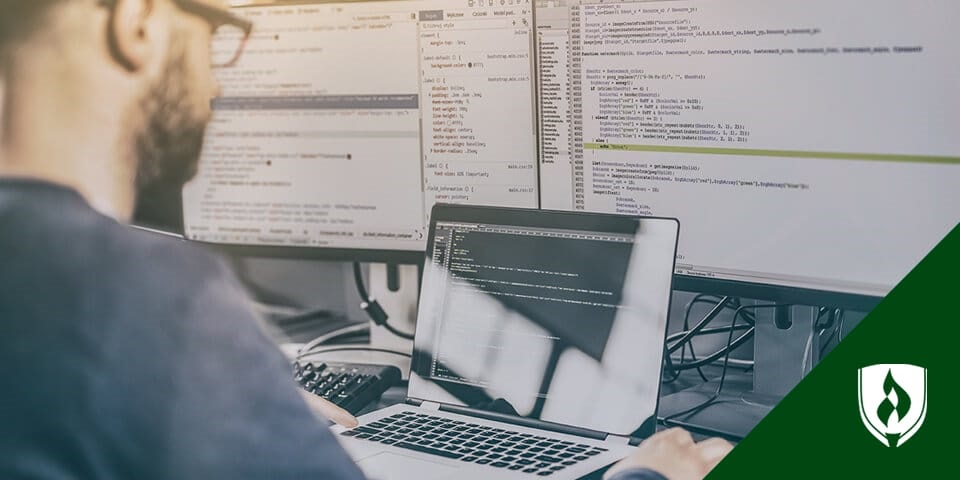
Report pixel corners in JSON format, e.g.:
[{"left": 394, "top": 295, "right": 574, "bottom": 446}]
[{"left": 709, "top": 222, "right": 958, "bottom": 478}]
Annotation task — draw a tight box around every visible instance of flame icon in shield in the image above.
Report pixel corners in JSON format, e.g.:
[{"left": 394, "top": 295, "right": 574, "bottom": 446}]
[{"left": 857, "top": 364, "right": 927, "bottom": 447}]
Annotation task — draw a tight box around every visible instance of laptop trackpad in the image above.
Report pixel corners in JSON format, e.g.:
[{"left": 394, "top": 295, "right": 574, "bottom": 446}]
[{"left": 357, "top": 452, "right": 459, "bottom": 480}]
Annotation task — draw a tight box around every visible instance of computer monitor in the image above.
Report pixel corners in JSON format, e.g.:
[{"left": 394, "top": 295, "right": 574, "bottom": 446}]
[
  {"left": 535, "top": 0, "right": 960, "bottom": 310},
  {"left": 180, "top": 0, "right": 540, "bottom": 263}
]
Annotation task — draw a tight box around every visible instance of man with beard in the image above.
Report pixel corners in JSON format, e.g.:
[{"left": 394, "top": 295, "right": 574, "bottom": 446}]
[{"left": 0, "top": 1, "right": 731, "bottom": 479}]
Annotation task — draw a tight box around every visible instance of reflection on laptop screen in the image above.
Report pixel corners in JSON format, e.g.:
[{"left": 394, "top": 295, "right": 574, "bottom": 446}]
[{"left": 410, "top": 214, "right": 679, "bottom": 437}]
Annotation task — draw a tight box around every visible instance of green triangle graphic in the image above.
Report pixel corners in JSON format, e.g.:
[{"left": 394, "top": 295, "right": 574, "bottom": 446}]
[{"left": 707, "top": 223, "right": 957, "bottom": 477}]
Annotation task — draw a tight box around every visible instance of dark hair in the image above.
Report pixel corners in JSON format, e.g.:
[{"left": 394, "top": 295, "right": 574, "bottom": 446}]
[{"left": 0, "top": 1, "right": 66, "bottom": 53}]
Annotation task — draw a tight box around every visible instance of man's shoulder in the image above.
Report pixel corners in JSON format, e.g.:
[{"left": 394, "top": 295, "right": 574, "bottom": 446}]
[
  {"left": 96, "top": 224, "right": 244, "bottom": 318},
  {"left": 1, "top": 181, "right": 231, "bottom": 293},
  {"left": 107, "top": 225, "right": 231, "bottom": 287}
]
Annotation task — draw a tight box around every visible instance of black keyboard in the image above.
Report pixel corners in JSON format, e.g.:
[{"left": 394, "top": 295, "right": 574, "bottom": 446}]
[
  {"left": 293, "top": 361, "right": 401, "bottom": 415},
  {"left": 341, "top": 411, "right": 608, "bottom": 477}
]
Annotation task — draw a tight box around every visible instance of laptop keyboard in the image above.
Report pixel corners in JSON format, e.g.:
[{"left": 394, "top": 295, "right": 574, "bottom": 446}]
[{"left": 341, "top": 411, "right": 609, "bottom": 476}]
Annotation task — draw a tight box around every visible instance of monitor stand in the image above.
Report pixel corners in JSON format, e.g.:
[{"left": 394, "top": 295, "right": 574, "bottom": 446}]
[
  {"left": 366, "top": 263, "right": 417, "bottom": 376},
  {"left": 659, "top": 305, "right": 821, "bottom": 440}
]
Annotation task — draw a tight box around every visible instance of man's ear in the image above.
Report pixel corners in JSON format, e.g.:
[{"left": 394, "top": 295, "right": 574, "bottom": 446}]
[{"left": 106, "top": 0, "right": 158, "bottom": 71}]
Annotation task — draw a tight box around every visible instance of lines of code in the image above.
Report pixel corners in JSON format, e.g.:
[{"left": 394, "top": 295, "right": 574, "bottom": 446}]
[{"left": 425, "top": 223, "right": 634, "bottom": 385}]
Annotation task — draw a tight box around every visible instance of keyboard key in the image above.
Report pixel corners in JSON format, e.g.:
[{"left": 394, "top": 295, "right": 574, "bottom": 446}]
[
  {"left": 355, "top": 434, "right": 371, "bottom": 439},
  {"left": 536, "top": 455, "right": 563, "bottom": 464},
  {"left": 544, "top": 450, "right": 561, "bottom": 456},
  {"left": 487, "top": 454, "right": 503, "bottom": 460},
  {"left": 508, "top": 465, "right": 524, "bottom": 471},
  {"left": 462, "top": 456, "right": 478, "bottom": 463},
  {"left": 358, "top": 428, "right": 382, "bottom": 436},
  {"left": 537, "top": 472, "right": 554, "bottom": 476},
  {"left": 518, "top": 459, "right": 536, "bottom": 465},
  {"left": 393, "top": 442, "right": 464, "bottom": 460},
  {"left": 491, "top": 462, "right": 510, "bottom": 468},
  {"left": 585, "top": 450, "right": 602, "bottom": 456},
  {"left": 574, "top": 456, "right": 589, "bottom": 461},
  {"left": 492, "top": 447, "right": 507, "bottom": 453},
  {"left": 507, "top": 450, "right": 523, "bottom": 456},
  {"left": 476, "top": 459, "right": 491, "bottom": 465},
  {"left": 524, "top": 468, "right": 539, "bottom": 473},
  {"left": 550, "top": 466, "right": 565, "bottom": 471},
  {"left": 568, "top": 448, "right": 586, "bottom": 453},
  {"left": 536, "top": 463, "right": 551, "bottom": 468},
  {"left": 562, "top": 461, "right": 577, "bottom": 466}
]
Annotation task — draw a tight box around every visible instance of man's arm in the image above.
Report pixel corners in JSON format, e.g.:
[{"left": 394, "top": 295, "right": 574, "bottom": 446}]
[{"left": 156, "top": 257, "right": 366, "bottom": 480}]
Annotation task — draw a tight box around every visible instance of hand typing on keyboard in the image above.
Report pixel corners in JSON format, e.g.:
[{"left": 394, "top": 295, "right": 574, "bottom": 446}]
[
  {"left": 604, "top": 428, "right": 733, "bottom": 480},
  {"left": 299, "top": 390, "right": 359, "bottom": 428}
]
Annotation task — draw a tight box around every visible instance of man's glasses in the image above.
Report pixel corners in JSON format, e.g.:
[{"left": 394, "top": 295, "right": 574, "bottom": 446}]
[
  {"left": 173, "top": 0, "right": 253, "bottom": 68},
  {"left": 101, "top": 0, "right": 254, "bottom": 68}
]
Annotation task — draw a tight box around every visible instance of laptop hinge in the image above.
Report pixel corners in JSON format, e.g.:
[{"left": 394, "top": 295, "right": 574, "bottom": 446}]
[
  {"left": 420, "top": 401, "right": 442, "bottom": 411},
  {"left": 606, "top": 434, "right": 632, "bottom": 446}
]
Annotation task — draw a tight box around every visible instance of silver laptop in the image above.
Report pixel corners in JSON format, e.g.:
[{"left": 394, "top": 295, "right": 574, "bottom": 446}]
[{"left": 333, "top": 205, "right": 680, "bottom": 479}]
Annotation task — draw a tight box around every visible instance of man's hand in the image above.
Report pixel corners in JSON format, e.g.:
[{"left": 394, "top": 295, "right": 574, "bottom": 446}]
[
  {"left": 604, "top": 428, "right": 733, "bottom": 480},
  {"left": 299, "top": 390, "right": 360, "bottom": 429}
]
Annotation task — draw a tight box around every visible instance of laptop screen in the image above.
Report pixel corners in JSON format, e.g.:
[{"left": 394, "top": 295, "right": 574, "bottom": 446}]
[{"left": 410, "top": 206, "right": 679, "bottom": 437}]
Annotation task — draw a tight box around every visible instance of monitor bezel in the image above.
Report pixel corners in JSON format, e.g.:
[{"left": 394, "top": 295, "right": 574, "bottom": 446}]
[{"left": 673, "top": 275, "right": 883, "bottom": 311}]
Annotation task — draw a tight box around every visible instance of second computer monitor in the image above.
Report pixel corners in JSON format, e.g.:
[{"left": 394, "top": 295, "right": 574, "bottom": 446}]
[{"left": 536, "top": 0, "right": 960, "bottom": 307}]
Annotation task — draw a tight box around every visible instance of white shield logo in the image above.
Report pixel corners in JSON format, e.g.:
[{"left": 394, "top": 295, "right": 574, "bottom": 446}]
[{"left": 857, "top": 364, "right": 927, "bottom": 448}]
